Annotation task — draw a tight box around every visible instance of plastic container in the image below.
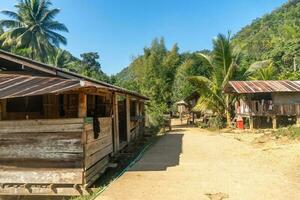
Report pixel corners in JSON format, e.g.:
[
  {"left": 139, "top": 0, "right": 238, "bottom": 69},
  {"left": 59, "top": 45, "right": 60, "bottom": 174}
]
[{"left": 237, "top": 117, "right": 244, "bottom": 129}]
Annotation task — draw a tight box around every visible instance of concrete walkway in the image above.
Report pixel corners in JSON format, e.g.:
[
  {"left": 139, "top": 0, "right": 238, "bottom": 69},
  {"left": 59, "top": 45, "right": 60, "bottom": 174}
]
[{"left": 98, "top": 127, "right": 300, "bottom": 200}]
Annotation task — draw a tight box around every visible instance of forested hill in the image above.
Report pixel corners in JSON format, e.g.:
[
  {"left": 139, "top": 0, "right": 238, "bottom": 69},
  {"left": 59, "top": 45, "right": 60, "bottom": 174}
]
[
  {"left": 113, "top": 0, "right": 300, "bottom": 127},
  {"left": 233, "top": 0, "right": 300, "bottom": 76}
]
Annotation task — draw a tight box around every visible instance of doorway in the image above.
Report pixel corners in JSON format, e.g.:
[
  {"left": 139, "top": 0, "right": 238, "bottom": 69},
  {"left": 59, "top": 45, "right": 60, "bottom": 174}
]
[{"left": 118, "top": 97, "right": 127, "bottom": 144}]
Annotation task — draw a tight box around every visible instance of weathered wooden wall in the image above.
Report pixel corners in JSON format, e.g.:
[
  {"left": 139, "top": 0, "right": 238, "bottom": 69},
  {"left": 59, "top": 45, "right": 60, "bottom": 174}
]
[
  {"left": 0, "top": 118, "right": 84, "bottom": 184},
  {"left": 272, "top": 93, "right": 300, "bottom": 104},
  {"left": 83, "top": 117, "right": 113, "bottom": 186}
]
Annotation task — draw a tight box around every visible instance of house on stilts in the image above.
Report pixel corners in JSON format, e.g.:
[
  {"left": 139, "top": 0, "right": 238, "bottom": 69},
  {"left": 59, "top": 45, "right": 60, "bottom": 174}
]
[
  {"left": 0, "top": 50, "right": 148, "bottom": 196},
  {"left": 224, "top": 80, "right": 300, "bottom": 129}
]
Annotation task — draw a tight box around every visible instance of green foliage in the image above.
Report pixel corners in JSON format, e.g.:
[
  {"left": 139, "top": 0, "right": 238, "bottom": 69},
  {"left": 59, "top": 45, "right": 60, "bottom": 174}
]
[
  {"left": 172, "top": 51, "right": 210, "bottom": 102},
  {"left": 233, "top": 0, "right": 300, "bottom": 79},
  {"left": 0, "top": 0, "right": 68, "bottom": 61},
  {"left": 48, "top": 48, "right": 72, "bottom": 68},
  {"left": 115, "top": 38, "right": 212, "bottom": 128},
  {"left": 278, "top": 70, "right": 300, "bottom": 80},
  {"left": 245, "top": 60, "right": 277, "bottom": 80},
  {"left": 189, "top": 34, "right": 239, "bottom": 126},
  {"left": 274, "top": 125, "right": 300, "bottom": 139},
  {"left": 0, "top": 0, "right": 112, "bottom": 84},
  {"left": 207, "top": 116, "right": 226, "bottom": 129},
  {"left": 114, "top": 38, "right": 183, "bottom": 128}
]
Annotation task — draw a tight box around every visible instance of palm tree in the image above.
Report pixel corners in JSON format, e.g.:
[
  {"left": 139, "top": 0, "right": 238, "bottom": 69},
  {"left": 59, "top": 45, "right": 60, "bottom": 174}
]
[
  {"left": 0, "top": 26, "right": 3, "bottom": 35},
  {"left": 189, "top": 33, "right": 239, "bottom": 127},
  {"left": 245, "top": 60, "right": 276, "bottom": 80},
  {"left": 0, "top": 0, "right": 68, "bottom": 61},
  {"left": 49, "top": 48, "right": 72, "bottom": 68}
]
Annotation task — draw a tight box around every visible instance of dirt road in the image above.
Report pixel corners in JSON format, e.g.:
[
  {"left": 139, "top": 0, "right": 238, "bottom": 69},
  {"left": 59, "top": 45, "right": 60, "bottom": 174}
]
[{"left": 98, "top": 126, "right": 300, "bottom": 200}]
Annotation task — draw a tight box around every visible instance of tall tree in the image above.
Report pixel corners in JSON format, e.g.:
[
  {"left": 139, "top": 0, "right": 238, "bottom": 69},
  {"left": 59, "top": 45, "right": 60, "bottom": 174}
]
[
  {"left": 0, "top": 0, "right": 68, "bottom": 61},
  {"left": 189, "top": 33, "right": 239, "bottom": 127},
  {"left": 80, "top": 52, "right": 110, "bottom": 82}
]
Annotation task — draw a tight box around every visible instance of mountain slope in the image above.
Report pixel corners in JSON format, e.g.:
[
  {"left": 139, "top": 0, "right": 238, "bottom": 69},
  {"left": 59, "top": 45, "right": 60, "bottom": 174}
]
[{"left": 233, "top": 0, "right": 300, "bottom": 73}]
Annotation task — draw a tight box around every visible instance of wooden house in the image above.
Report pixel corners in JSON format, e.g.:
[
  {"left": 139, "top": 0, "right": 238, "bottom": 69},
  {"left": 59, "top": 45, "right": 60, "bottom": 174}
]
[
  {"left": 0, "top": 50, "right": 148, "bottom": 196},
  {"left": 224, "top": 81, "right": 300, "bottom": 129}
]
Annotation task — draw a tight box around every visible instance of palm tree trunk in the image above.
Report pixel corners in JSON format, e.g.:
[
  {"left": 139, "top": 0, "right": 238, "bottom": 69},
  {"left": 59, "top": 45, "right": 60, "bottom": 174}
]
[{"left": 226, "top": 110, "right": 231, "bottom": 128}]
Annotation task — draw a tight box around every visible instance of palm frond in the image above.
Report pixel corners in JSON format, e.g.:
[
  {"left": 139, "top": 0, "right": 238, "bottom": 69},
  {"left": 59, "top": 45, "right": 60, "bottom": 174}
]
[
  {"left": 44, "top": 21, "right": 68, "bottom": 32},
  {"left": 197, "top": 53, "right": 213, "bottom": 68},
  {"left": 41, "top": 8, "right": 60, "bottom": 22},
  {"left": 213, "top": 33, "right": 232, "bottom": 74},
  {"left": 45, "top": 30, "right": 67, "bottom": 46},
  {"left": 0, "top": 20, "right": 21, "bottom": 28},
  {"left": 1, "top": 10, "right": 20, "bottom": 20}
]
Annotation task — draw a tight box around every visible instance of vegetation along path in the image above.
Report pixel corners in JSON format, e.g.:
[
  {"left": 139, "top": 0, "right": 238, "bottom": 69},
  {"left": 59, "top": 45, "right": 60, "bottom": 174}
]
[{"left": 97, "top": 125, "right": 300, "bottom": 200}]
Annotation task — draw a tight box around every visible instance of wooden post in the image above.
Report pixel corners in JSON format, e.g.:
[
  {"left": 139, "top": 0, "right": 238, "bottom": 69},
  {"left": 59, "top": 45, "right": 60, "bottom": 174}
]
[
  {"left": 297, "top": 116, "right": 300, "bottom": 127},
  {"left": 249, "top": 116, "right": 254, "bottom": 130},
  {"left": 136, "top": 101, "right": 140, "bottom": 137},
  {"left": 0, "top": 99, "right": 7, "bottom": 120},
  {"left": 0, "top": 100, "right": 2, "bottom": 121},
  {"left": 78, "top": 93, "right": 87, "bottom": 118},
  {"left": 113, "top": 93, "right": 120, "bottom": 153},
  {"left": 126, "top": 95, "right": 131, "bottom": 143},
  {"left": 272, "top": 116, "right": 277, "bottom": 129}
]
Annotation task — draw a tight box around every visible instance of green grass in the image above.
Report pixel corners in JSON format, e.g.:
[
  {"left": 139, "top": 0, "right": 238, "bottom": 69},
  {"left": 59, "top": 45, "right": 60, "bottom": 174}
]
[{"left": 273, "top": 125, "right": 300, "bottom": 139}]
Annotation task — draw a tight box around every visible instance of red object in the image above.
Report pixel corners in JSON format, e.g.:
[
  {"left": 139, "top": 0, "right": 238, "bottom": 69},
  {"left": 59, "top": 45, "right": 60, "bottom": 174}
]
[{"left": 237, "top": 118, "right": 244, "bottom": 129}]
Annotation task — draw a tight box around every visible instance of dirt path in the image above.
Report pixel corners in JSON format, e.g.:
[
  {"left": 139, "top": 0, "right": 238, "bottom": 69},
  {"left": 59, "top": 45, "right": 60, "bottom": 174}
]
[{"left": 97, "top": 126, "right": 300, "bottom": 200}]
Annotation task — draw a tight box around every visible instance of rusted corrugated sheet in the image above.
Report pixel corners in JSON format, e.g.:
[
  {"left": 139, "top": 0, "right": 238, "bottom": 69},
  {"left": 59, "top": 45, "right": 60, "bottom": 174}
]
[
  {"left": 0, "top": 74, "right": 82, "bottom": 99},
  {"left": 0, "top": 50, "right": 150, "bottom": 100},
  {"left": 225, "top": 81, "right": 300, "bottom": 94}
]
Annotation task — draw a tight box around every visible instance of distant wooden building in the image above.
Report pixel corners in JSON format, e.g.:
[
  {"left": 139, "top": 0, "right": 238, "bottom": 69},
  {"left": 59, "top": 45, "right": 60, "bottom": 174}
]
[
  {"left": 0, "top": 50, "right": 148, "bottom": 196},
  {"left": 224, "top": 81, "right": 300, "bottom": 129}
]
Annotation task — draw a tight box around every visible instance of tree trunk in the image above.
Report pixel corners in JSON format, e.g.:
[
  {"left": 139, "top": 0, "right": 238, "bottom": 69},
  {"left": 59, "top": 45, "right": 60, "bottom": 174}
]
[{"left": 226, "top": 110, "right": 231, "bottom": 128}]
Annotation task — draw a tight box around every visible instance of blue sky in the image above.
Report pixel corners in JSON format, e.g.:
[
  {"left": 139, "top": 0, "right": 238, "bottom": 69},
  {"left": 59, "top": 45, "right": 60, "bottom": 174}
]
[{"left": 0, "top": 0, "right": 286, "bottom": 75}]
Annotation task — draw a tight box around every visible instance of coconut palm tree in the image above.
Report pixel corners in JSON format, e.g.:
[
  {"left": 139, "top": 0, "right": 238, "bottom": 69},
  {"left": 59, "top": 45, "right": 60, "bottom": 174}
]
[
  {"left": 189, "top": 33, "right": 239, "bottom": 127},
  {"left": 0, "top": 0, "right": 68, "bottom": 61},
  {"left": 245, "top": 60, "right": 276, "bottom": 80},
  {"left": 49, "top": 48, "right": 72, "bottom": 68}
]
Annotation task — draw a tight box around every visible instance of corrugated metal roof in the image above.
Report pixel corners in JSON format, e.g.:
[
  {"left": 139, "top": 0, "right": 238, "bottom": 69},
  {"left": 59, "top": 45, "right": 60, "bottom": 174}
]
[
  {"left": 0, "top": 50, "right": 149, "bottom": 100},
  {"left": 224, "top": 81, "right": 300, "bottom": 94},
  {"left": 0, "top": 74, "right": 82, "bottom": 99}
]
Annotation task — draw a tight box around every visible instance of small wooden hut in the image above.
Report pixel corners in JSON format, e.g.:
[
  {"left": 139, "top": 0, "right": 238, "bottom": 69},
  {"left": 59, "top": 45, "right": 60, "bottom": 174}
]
[
  {"left": 0, "top": 50, "right": 148, "bottom": 195},
  {"left": 224, "top": 80, "right": 300, "bottom": 129}
]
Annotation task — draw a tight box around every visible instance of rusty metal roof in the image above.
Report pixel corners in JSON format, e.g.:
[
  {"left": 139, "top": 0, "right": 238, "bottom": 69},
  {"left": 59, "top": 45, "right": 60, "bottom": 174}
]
[
  {"left": 0, "top": 50, "right": 149, "bottom": 100},
  {"left": 0, "top": 74, "right": 83, "bottom": 99},
  {"left": 224, "top": 80, "right": 300, "bottom": 94}
]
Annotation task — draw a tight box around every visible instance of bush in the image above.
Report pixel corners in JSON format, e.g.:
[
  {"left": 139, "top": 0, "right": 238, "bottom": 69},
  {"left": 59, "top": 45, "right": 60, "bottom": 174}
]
[
  {"left": 146, "top": 101, "right": 168, "bottom": 131},
  {"left": 196, "top": 121, "right": 209, "bottom": 128},
  {"left": 275, "top": 125, "right": 300, "bottom": 139},
  {"left": 207, "top": 116, "right": 226, "bottom": 129}
]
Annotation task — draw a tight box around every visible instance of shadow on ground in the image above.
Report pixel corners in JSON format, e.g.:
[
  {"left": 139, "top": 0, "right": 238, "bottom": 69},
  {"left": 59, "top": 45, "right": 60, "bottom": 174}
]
[{"left": 128, "top": 133, "right": 183, "bottom": 171}]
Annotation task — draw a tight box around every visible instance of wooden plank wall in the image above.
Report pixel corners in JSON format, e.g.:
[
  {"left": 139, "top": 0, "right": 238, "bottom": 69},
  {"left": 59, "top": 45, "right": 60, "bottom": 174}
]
[
  {"left": 83, "top": 117, "right": 113, "bottom": 185},
  {"left": 0, "top": 118, "right": 84, "bottom": 184}
]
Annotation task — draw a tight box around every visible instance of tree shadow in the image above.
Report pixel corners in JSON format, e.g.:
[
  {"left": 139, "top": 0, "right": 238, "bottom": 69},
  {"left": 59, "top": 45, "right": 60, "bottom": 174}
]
[{"left": 128, "top": 133, "right": 183, "bottom": 171}]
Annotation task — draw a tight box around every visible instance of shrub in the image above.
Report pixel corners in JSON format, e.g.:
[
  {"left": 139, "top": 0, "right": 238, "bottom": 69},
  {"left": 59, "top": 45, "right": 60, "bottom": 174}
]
[
  {"left": 207, "top": 116, "right": 226, "bottom": 129},
  {"left": 274, "top": 125, "right": 300, "bottom": 139},
  {"left": 146, "top": 101, "right": 168, "bottom": 131}
]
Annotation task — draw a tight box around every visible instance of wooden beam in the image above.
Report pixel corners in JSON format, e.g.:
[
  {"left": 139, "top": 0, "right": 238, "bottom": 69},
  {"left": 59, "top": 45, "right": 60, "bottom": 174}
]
[
  {"left": 272, "top": 116, "right": 277, "bottom": 129},
  {"left": 113, "top": 93, "right": 120, "bottom": 153},
  {"left": 0, "top": 99, "right": 7, "bottom": 120},
  {"left": 78, "top": 93, "right": 87, "bottom": 118},
  {"left": 297, "top": 116, "right": 300, "bottom": 127},
  {"left": 136, "top": 101, "right": 140, "bottom": 137},
  {"left": 0, "top": 100, "right": 2, "bottom": 121},
  {"left": 249, "top": 116, "right": 254, "bottom": 130},
  {"left": 0, "top": 53, "right": 56, "bottom": 75},
  {"left": 126, "top": 95, "right": 131, "bottom": 143}
]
